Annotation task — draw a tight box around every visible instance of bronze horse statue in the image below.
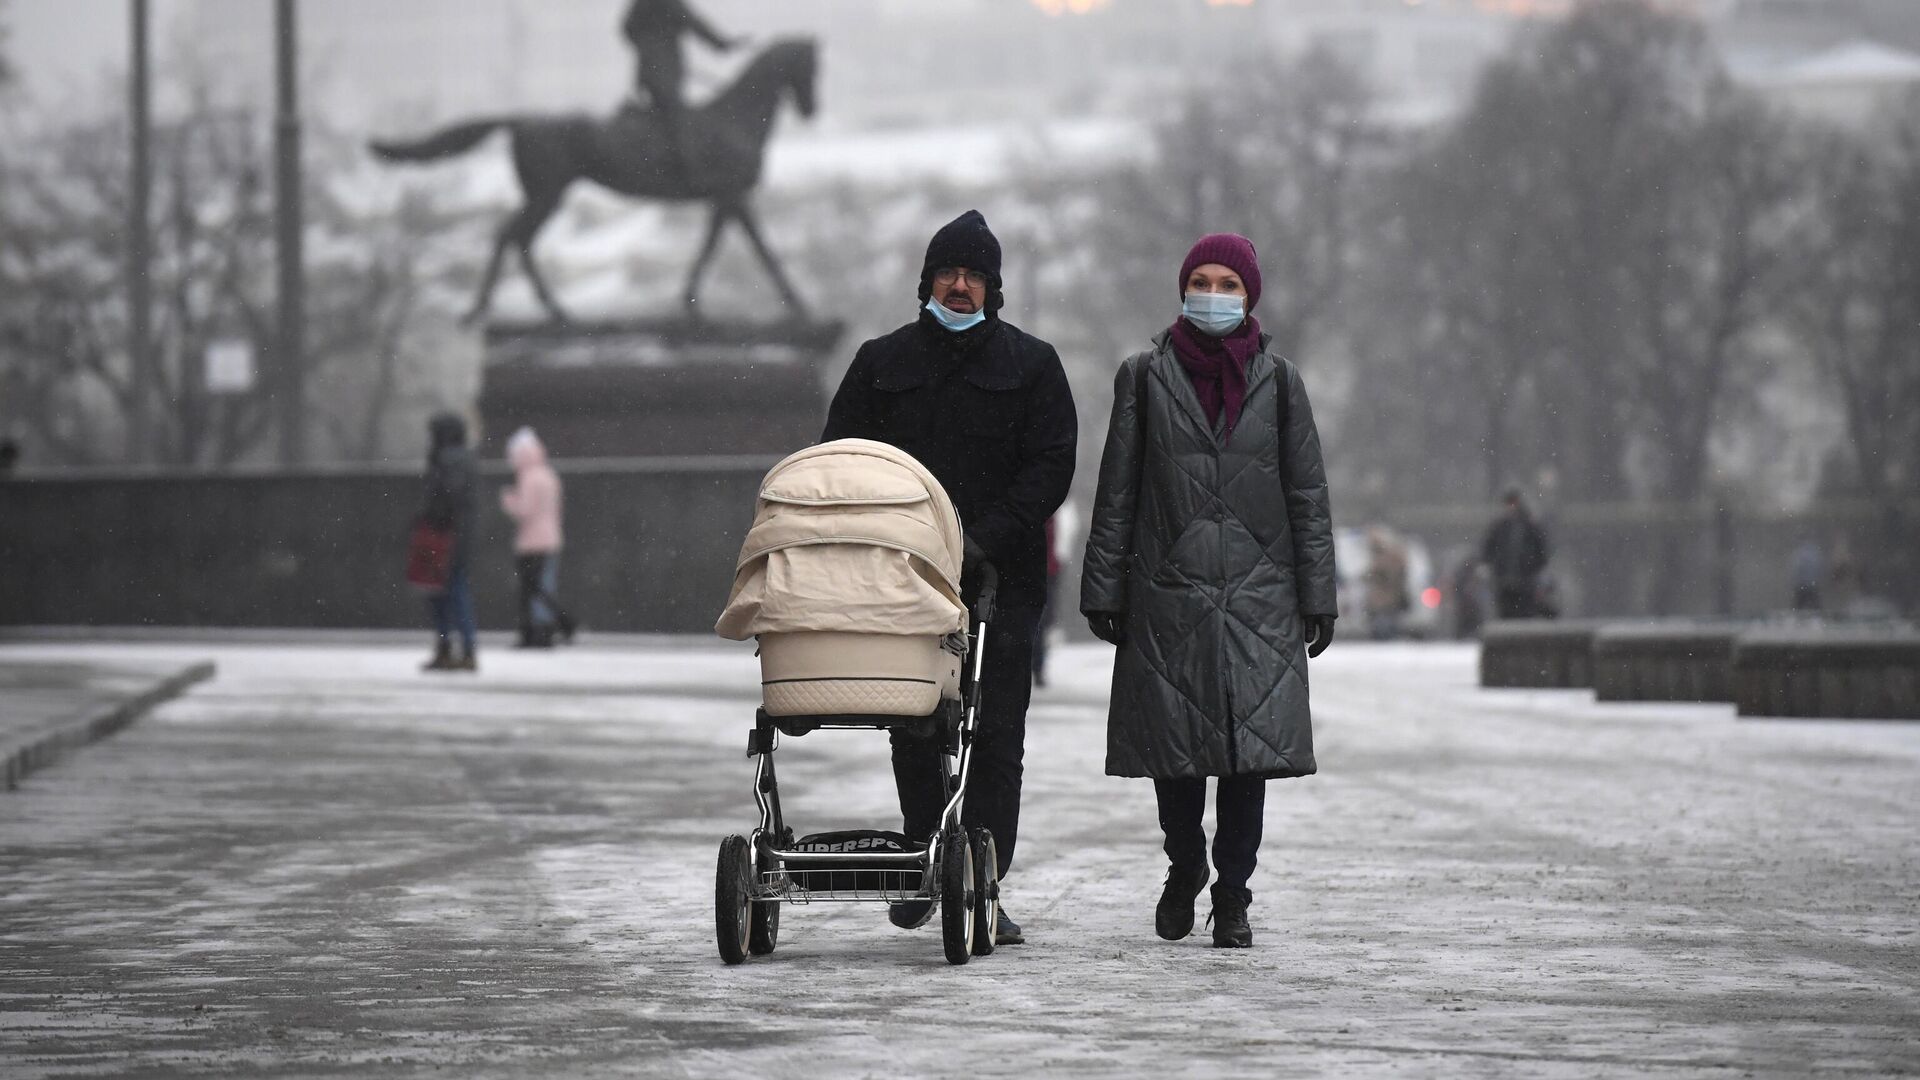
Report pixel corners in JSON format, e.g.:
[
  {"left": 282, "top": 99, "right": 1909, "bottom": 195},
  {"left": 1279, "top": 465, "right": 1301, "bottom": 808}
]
[{"left": 370, "top": 38, "right": 817, "bottom": 325}]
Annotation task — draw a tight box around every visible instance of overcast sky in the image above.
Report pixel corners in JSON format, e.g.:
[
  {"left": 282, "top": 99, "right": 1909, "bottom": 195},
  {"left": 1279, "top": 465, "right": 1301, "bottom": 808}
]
[{"left": 8, "top": 0, "right": 127, "bottom": 96}]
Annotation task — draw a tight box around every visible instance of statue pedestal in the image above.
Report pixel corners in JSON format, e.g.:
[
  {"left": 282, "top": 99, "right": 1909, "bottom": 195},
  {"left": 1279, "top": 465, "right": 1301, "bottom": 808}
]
[{"left": 478, "top": 317, "right": 845, "bottom": 458}]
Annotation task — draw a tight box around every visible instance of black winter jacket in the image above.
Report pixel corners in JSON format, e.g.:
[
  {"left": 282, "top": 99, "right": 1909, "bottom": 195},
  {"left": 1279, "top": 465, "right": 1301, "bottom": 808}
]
[
  {"left": 1080, "top": 332, "right": 1336, "bottom": 779},
  {"left": 423, "top": 416, "right": 477, "bottom": 572},
  {"left": 1482, "top": 513, "right": 1549, "bottom": 588},
  {"left": 822, "top": 312, "right": 1077, "bottom": 609}
]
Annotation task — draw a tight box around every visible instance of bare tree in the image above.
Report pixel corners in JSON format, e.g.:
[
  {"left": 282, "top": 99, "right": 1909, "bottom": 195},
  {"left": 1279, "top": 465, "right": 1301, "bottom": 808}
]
[
  {"left": 1620, "top": 92, "right": 1797, "bottom": 509},
  {"left": 0, "top": 0, "right": 13, "bottom": 91},
  {"left": 1353, "top": 58, "right": 1564, "bottom": 504},
  {"left": 1784, "top": 96, "right": 1920, "bottom": 610},
  {"left": 0, "top": 83, "right": 462, "bottom": 468},
  {"left": 1038, "top": 43, "right": 1376, "bottom": 375}
]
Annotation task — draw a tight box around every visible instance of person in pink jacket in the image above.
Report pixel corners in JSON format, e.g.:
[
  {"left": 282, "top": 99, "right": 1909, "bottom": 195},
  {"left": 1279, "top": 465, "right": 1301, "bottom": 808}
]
[{"left": 500, "top": 427, "right": 576, "bottom": 647}]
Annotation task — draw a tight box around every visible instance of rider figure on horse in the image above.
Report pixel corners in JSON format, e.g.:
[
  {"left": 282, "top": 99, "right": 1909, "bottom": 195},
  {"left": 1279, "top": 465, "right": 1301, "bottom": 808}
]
[{"left": 622, "top": 0, "right": 738, "bottom": 182}]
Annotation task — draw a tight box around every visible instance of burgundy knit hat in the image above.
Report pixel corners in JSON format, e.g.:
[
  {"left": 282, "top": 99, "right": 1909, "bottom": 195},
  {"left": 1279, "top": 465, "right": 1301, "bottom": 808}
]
[{"left": 1178, "top": 233, "right": 1262, "bottom": 313}]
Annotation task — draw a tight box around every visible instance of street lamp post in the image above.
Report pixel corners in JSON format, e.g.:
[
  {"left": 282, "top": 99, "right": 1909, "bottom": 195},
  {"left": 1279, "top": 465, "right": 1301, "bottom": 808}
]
[
  {"left": 274, "top": 0, "right": 305, "bottom": 466},
  {"left": 127, "top": 0, "right": 151, "bottom": 462}
]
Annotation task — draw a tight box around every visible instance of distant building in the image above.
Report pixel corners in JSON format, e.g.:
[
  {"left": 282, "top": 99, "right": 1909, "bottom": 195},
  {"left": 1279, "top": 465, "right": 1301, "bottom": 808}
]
[{"left": 1742, "top": 39, "right": 1920, "bottom": 123}]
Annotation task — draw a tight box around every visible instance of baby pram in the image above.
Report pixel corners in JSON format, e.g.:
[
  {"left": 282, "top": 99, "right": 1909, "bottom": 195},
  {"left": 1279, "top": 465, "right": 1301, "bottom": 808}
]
[{"left": 713, "top": 439, "right": 1001, "bottom": 966}]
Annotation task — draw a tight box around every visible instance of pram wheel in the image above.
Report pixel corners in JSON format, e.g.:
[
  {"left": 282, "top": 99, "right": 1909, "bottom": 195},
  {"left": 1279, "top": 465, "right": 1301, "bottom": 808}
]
[
  {"left": 940, "top": 824, "right": 976, "bottom": 965},
  {"left": 970, "top": 828, "right": 998, "bottom": 957},
  {"left": 716, "top": 834, "right": 753, "bottom": 965},
  {"left": 749, "top": 885, "right": 780, "bottom": 955}
]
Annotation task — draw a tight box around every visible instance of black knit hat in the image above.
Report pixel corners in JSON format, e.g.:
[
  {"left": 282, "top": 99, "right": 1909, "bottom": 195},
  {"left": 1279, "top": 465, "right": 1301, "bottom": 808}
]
[
  {"left": 428, "top": 411, "right": 467, "bottom": 449},
  {"left": 918, "top": 209, "right": 1005, "bottom": 314}
]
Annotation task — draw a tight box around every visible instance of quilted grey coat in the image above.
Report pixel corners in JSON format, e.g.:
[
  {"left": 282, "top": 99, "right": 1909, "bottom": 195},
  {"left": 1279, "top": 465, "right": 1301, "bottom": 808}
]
[{"left": 1080, "top": 332, "right": 1337, "bottom": 780}]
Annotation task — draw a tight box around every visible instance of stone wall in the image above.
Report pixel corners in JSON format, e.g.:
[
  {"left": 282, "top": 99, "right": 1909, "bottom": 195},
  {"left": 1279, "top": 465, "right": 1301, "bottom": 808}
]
[
  {"left": 0, "top": 457, "right": 775, "bottom": 633},
  {"left": 4, "top": 467, "right": 1914, "bottom": 632}
]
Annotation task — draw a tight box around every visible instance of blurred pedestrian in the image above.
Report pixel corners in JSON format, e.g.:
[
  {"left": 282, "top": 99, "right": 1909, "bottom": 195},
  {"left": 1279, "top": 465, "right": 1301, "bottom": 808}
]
[
  {"left": 822, "top": 209, "right": 1078, "bottom": 946},
  {"left": 1450, "top": 551, "right": 1489, "bottom": 638},
  {"left": 1032, "top": 516, "right": 1060, "bottom": 687},
  {"left": 500, "top": 427, "right": 576, "bottom": 648},
  {"left": 1481, "top": 488, "right": 1550, "bottom": 620},
  {"left": 421, "top": 413, "right": 478, "bottom": 673},
  {"left": 1080, "top": 233, "right": 1338, "bottom": 949},
  {"left": 0, "top": 436, "right": 18, "bottom": 478},
  {"left": 1828, "top": 536, "right": 1860, "bottom": 616},
  {"left": 1790, "top": 538, "right": 1823, "bottom": 613},
  {"left": 1362, "top": 526, "right": 1411, "bottom": 640}
]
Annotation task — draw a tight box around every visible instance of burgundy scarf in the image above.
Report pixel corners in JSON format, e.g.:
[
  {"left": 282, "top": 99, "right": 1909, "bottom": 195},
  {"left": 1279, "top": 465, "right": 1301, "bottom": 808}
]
[{"left": 1168, "top": 313, "right": 1263, "bottom": 438}]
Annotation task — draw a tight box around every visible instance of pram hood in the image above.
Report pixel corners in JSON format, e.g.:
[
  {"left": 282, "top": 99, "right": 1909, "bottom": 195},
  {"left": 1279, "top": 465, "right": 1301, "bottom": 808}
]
[{"left": 716, "top": 439, "right": 967, "bottom": 640}]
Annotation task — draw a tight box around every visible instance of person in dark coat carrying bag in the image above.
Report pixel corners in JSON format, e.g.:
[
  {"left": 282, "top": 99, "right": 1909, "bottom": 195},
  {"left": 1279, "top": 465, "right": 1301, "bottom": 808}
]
[
  {"left": 1080, "top": 234, "right": 1337, "bottom": 948},
  {"left": 420, "top": 412, "right": 480, "bottom": 673},
  {"left": 822, "top": 209, "right": 1078, "bottom": 946}
]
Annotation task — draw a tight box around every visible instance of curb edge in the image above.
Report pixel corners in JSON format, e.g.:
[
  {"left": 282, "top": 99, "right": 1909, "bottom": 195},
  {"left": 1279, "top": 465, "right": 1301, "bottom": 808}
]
[{"left": 1, "top": 661, "right": 217, "bottom": 792}]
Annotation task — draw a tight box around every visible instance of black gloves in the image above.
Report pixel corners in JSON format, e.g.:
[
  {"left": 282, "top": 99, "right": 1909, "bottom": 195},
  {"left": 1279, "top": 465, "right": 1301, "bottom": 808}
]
[
  {"left": 1086, "top": 611, "right": 1126, "bottom": 646},
  {"left": 961, "top": 532, "right": 987, "bottom": 577},
  {"left": 1304, "top": 614, "right": 1336, "bottom": 658}
]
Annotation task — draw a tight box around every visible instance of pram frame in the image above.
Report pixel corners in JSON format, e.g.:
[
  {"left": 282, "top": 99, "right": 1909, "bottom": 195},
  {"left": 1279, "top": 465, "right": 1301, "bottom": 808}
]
[
  {"left": 748, "top": 571, "right": 993, "bottom": 898},
  {"left": 718, "top": 569, "right": 1001, "bottom": 964}
]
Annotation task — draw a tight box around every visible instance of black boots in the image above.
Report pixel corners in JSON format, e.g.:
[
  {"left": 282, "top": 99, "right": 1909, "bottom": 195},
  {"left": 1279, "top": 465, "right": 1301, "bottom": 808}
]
[
  {"left": 994, "top": 907, "right": 1024, "bottom": 945},
  {"left": 1157, "top": 867, "right": 1250, "bottom": 947},
  {"left": 1208, "top": 884, "right": 1252, "bottom": 948},
  {"left": 514, "top": 620, "right": 575, "bottom": 648},
  {"left": 890, "top": 903, "right": 1022, "bottom": 943},
  {"left": 1155, "top": 861, "right": 1211, "bottom": 941},
  {"left": 423, "top": 642, "right": 476, "bottom": 673}
]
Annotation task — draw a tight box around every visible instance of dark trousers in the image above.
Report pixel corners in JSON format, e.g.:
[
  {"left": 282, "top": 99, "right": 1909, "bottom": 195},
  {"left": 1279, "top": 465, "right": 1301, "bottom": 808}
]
[
  {"left": 1154, "top": 776, "right": 1266, "bottom": 894},
  {"left": 1495, "top": 583, "right": 1536, "bottom": 619},
  {"left": 1031, "top": 577, "right": 1056, "bottom": 684},
  {"left": 892, "top": 605, "right": 1037, "bottom": 879},
  {"left": 428, "top": 565, "right": 476, "bottom": 655},
  {"left": 515, "top": 553, "right": 571, "bottom": 639}
]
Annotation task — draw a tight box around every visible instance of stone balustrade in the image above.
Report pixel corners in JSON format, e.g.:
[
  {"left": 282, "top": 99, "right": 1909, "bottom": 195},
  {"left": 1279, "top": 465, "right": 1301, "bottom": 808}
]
[{"left": 1482, "top": 619, "right": 1917, "bottom": 720}]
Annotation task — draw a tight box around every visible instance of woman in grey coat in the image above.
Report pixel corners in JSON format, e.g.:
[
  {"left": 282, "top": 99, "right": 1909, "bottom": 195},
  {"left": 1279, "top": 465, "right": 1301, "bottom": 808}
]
[{"left": 1080, "top": 233, "right": 1338, "bottom": 948}]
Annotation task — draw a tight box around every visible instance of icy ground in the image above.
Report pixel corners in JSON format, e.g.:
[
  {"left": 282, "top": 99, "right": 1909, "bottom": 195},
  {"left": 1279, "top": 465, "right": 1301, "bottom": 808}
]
[{"left": 1, "top": 639, "right": 1915, "bottom": 1078}]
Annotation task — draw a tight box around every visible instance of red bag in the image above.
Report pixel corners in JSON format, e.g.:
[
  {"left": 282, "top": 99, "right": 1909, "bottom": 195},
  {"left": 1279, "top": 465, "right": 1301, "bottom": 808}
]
[{"left": 406, "top": 518, "right": 453, "bottom": 594}]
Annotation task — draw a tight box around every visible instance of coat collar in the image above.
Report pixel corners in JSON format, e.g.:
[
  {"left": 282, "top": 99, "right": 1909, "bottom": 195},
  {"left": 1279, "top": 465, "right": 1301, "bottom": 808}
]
[
  {"left": 871, "top": 314, "right": 1013, "bottom": 388},
  {"left": 1148, "top": 329, "right": 1279, "bottom": 447}
]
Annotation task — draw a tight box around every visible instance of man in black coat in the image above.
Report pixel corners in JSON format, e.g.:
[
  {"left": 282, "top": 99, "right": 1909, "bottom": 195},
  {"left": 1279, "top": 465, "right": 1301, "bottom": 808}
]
[
  {"left": 1482, "top": 488, "right": 1551, "bottom": 619},
  {"left": 822, "top": 209, "right": 1077, "bottom": 945}
]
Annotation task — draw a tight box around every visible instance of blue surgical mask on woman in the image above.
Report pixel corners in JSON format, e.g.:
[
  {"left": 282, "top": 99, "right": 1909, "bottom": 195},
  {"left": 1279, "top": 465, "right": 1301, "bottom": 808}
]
[
  {"left": 1181, "top": 292, "right": 1245, "bottom": 336},
  {"left": 925, "top": 296, "right": 986, "bottom": 333}
]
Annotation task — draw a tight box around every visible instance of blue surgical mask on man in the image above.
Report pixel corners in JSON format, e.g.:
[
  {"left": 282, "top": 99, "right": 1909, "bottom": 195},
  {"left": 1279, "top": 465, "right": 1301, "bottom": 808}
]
[
  {"left": 925, "top": 296, "right": 986, "bottom": 333},
  {"left": 1181, "top": 292, "right": 1245, "bottom": 336}
]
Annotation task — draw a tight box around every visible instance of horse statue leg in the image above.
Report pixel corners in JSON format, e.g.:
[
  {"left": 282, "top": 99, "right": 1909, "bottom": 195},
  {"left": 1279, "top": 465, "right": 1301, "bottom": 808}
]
[
  {"left": 680, "top": 200, "right": 732, "bottom": 319},
  {"left": 732, "top": 201, "right": 810, "bottom": 320},
  {"left": 511, "top": 189, "right": 571, "bottom": 324},
  {"left": 463, "top": 188, "right": 571, "bottom": 326},
  {"left": 464, "top": 223, "right": 515, "bottom": 326}
]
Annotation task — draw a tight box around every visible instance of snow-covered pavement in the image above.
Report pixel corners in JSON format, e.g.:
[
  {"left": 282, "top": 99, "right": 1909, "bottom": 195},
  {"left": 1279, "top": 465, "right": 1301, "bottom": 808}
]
[{"left": 1, "top": 639, "right": 1915, "bottom": 1078}]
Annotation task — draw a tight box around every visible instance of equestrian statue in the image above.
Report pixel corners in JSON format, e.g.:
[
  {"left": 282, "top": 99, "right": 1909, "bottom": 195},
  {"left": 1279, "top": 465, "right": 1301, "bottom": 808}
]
[{"left": 369, "top": 23, "right": 817, "bottom": 326}]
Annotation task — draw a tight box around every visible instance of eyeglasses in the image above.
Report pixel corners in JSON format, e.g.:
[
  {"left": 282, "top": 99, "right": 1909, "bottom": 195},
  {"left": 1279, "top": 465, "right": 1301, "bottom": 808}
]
[{"left": 933, "top": 267, "right": 989, "bottom": 289}]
